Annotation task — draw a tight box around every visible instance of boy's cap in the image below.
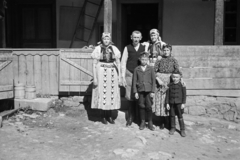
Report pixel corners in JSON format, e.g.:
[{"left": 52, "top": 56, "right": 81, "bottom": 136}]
[
  {"left": 172, "top": 69, "right": 182, "bottom": 76},
  {"left": 140, "top": 52, "right": 150, "bottom": 58}
]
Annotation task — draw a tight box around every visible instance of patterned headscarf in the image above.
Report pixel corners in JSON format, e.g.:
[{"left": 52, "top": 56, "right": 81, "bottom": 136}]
[
  {"left": 149, "top": 29, "right": 162, "bottom": 43},
  {"left": 102, "top": 32, "right": 111, "bottom": 39}
]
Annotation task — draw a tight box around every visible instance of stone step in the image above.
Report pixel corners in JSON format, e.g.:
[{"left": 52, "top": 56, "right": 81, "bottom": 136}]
[
  {"left": 14, "top": 98, "right": 54, "bottom": 111},
  {"left": 172, "top": 46, "right": 240, "bottom": 57},
  {"left": 181, "top": 68, "right": 240, "bottom": 79}
]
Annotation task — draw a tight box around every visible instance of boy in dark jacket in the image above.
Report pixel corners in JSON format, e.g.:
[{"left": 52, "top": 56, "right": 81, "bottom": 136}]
[
  {"left": 133, "top": 52, "right": 156, "bottom": 130},
  {"left": 166, "top": 69, "right": 187, "bottom": 137}
]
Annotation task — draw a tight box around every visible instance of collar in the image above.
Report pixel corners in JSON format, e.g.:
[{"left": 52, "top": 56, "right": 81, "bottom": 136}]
[
  {"left": 170, "top": 81, "right": 181, "bottom": 86},
  {"left": 136, "top": 65, "right": 151, "bottom": 72}
]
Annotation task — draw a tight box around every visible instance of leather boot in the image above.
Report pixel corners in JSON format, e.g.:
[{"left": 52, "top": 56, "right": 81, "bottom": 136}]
[
  {"left": 159, "top": 117, "right": 164, "bottom": 129},
  {"left": 169, "top": 116, "right": 176, "bottom": 135},
  {"left": 126, "top": 106, "right": 133, "bottom": 127},
  {"left": 139, "top": 120, "right": 146, "bottom": 130},
  {"left": 139, "top": 108, "right": 146, "bottom": 130},
  {"left": 101, "top": 110, "right": 107, "bottom": 125},
  {"left": 107, "top": 110, "right": 115, "bottom": 124},
  {"left": 179, "top": 118, "right": 186, "bottom": 137},
  {"left": 147, "top": 110, "right": 155, "bottom": 131}
]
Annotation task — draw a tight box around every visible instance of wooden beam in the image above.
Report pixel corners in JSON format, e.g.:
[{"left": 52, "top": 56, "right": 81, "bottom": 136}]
[
  {"left": 214, "top": 0, "right": 224, "bottom": 45},
  {"left": 104, "top": 0, "right": 112, "bottom": 34}
]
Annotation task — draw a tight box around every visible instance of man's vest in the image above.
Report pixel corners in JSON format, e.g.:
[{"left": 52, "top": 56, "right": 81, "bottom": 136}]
[{"left": 126, "top": 44, "right": 145, "bottom": 73}]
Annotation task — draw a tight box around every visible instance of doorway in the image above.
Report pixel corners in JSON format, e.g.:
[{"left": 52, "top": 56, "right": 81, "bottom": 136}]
[{"left": 121, "top": 3, "right": 159, "bottom": 49}]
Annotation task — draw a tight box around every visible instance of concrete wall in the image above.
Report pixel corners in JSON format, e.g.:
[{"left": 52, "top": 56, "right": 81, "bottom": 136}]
[{"left": 162, "top": 0, "right": 215, "bottom": 45}]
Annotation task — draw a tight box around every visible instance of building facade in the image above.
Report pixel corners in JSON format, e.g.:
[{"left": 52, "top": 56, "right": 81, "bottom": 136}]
[{"left": 1, "top": 0, "right": 240, "bottom": 49}]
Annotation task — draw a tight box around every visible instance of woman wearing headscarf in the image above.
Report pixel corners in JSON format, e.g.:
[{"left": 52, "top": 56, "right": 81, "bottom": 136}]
[
  {"left": 91, "top": 32, "right": 121, "bottom": 124},
  {"left": 154, "top": 44, "right": 180, "bottom": 130},
  {"left": 143, "top": 29, "right": 166, "bottom": 67}
]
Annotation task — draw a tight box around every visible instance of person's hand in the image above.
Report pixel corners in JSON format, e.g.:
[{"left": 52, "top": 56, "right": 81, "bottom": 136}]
[
  {"left": 122, "top": 77, "right": 127, "bottom": 87},
  {"left": 141, "top": 42, "right": 149, "bottom": 46},
  {"left": 181, "top": 104, "right": 185, "bottom": 109},
  {"left": 93, "top": 79, "right": 98, "bottom": 86},
  {"left": 166, "top": 104, "right": 170, "bottom": 110},
  {"left": 157, "top": 56, "right": 162, "bottom": 60},
  {"left": 150, "top": 93, "right": 154, "bottom": 98},
  {"left": 135, "top": 93, "right": 139, "bottom": 99},
  {"left": 181, "top": 80, "right": 186, "bottom": 87}
]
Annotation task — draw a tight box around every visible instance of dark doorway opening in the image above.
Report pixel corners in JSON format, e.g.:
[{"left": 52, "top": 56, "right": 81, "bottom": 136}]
[{"left": 121, "top": 3, "right": 158, "bottom": 49}]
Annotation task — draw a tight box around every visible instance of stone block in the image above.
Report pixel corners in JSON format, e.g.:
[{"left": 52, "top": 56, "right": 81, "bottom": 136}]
[
  {"left": 235, "top": 98, "right": 240, "bottom": 112},
  {"left": 63, "top": 100, "right": 79, "bottom": 107},
  {"left": 72, "top": 96, "right": 86, "bottom": 103},
  {"left": 14, "top": 98, "right": 53, "bottom": 111},
  {"left": 223, "top": 110, "right": 235, "bottom": 121},
  {"left": 188, "top": 106, "right": 206, "bottom": 116}
]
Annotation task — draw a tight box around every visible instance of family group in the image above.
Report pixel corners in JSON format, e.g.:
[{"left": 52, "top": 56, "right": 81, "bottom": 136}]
[{"left": 91, "top": 29, "right": 187, "bottom": 137}]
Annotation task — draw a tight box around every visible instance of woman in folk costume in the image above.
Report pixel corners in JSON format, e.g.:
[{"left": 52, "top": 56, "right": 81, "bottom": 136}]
[
  {"left": 154, "top": 44, "right": 180, "bottom": 130},
  {"left": 143, "top": 29, "right": 166, "bottom": 67},
  {"left": 91, "top": 32, "right": 121, "bottom": 124}
]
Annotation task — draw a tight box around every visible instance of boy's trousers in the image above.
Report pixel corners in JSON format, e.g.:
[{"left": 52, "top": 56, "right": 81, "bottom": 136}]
[
  {"left": 169, "top": 104, "right": 184, "bottom": 118},
  {"left": 138, "top": 92, "right": 152, "bottom": 110}
]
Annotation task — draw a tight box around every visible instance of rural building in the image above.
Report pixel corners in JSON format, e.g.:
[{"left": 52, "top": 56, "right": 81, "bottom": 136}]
[{"left": 0, "top": 0, "right": 240, "bottom": 121}]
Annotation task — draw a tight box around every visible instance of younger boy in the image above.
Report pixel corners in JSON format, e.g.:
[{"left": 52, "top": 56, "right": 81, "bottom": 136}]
[
  {"left": 133, "top": 52, "right": 156, "bottom": 130},
  {"left": 166, "top": 70, "right": 186, "bottom": 137}
]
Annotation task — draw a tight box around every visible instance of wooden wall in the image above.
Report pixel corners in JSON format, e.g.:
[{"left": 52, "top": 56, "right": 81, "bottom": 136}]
[
  {"left": 0, "top": 50, "right": 13, "bottom": 100},
  {"left": 172, "top": 46, "right": 240, "bottom": 97},
  {"left": 59, "top": 49, "right": 93, "bottom": 95},
  {"left": 12, "top": 50, "right": 59, "bottom": 96}
]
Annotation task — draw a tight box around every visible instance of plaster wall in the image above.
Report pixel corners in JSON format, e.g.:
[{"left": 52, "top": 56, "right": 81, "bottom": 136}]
[{"left": 162, "top": 0, "right": 215, "bottom": 45}]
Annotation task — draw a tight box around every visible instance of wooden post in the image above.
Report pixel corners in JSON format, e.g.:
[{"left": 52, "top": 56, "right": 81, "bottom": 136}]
[
  {"left": 104, "top": 0, "right": 112, "bottom": 34},
  {"left": 0, "top": 0, "right": 6, "bottom": 48},
  {"left": 214, "top": 0, "right": 224, "bottom": 45}
]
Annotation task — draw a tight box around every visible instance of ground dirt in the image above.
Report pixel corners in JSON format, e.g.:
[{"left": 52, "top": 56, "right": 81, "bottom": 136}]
[{"left": 0, "top": 104, "right": 240, "bottom": 160}]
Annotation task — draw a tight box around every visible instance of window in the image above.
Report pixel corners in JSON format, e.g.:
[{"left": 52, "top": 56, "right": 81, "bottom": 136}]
[{"left": 224, "top": 0, "right": 240, "bottom": 44}]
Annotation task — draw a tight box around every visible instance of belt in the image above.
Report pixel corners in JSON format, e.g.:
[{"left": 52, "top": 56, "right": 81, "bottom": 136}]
[{"left": 100, "top": 64, "right": 115, "bottom": 68}]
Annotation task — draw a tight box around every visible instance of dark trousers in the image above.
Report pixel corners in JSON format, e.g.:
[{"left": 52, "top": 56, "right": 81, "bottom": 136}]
[
  {"left": 138, "top": 92, "right": 153, "bottom": 121},
  {"left": 170, "top": 103, "right": 184, "bottom": 119}
]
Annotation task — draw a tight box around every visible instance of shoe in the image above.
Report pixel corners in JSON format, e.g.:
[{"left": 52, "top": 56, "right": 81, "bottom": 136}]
[
  {"left": 159, "top": 117, "right": 164, "bottom": 129},
  {"left": 179, "top": 118, "right": 186, "bottom": 137},
  {"left": 126, "top": 119, "right": 132, "bottom": 127},
  {"left": 139, "top": 120, "right": 146, "bottom": 130},
  {"left": 102, "top": 118, "right": 108, "bottom": 125},
  {"left": 169, "top": 128, "right": 176, "bottom": 135},
  {"left": 101, "top": 110, "right": 108, "bottom": 124},
  {"left": 180, "top": 130, "right": 186, "bottom": 137},
  {"left": 126, "top": 106, "right": 134, "bottom": 127},
  {"left": 169, "top": 116, "right": 176, "bottom": 135},
  {"left": 148, "top": 121, "right": 155, "bottom": 131},
  {"left": 108, "top": 117, "right": 115, "bottom": 124},
  {"left": 160, "top": 123, "right": 164, "bottom": 130}
]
